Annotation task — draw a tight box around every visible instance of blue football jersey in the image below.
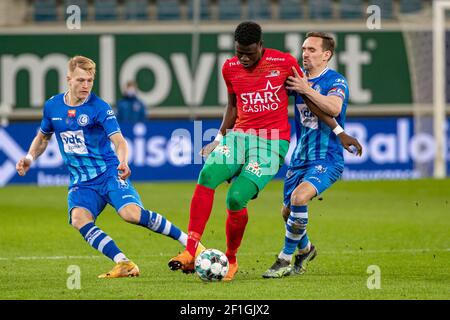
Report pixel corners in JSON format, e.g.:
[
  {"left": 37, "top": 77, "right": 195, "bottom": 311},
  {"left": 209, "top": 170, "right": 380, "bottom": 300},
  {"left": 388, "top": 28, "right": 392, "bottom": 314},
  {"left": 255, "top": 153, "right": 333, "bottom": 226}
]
[
  {"left": 290, "top": 68, "right": 349, "bottom": 168},
  {"left": 40, "top": 93, "right": 121, "bottom": 186}
]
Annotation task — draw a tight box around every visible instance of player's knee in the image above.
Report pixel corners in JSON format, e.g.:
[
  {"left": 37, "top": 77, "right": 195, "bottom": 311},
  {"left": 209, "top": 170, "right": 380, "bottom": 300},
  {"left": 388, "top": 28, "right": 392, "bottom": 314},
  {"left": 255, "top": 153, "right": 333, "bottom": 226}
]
[
  {"left": 226, "top": 190, "right": 248, "bottom": 211},
  {"left": 290, "top": 191, "right": 310, "bottom": 206},
  {"left": 197, "top": 167, "right": 217, "bottom": 189},
  {"left": 70, "top": 209, "right": 93, "bottom": 230},
  {"left": 70, "top": 216, "right": 84, "bottom": 230},
  {"left": 118, "top": 204, "right": 141, "bottom": 224}
]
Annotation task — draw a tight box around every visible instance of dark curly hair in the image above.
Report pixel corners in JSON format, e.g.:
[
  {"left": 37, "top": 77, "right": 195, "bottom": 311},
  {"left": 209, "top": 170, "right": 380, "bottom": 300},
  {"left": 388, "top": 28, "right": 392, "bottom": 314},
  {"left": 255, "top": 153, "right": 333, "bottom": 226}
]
[{"left": 234, "top": 21, "right": 262, "bottom": 46}]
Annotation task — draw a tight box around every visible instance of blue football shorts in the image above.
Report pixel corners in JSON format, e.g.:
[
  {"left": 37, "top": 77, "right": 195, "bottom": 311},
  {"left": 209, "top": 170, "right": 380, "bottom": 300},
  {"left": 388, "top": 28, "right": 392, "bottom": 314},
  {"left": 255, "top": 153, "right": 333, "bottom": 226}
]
[
  {"left": 67, "top": 167, "right": 143, "bottom": 224},
  {"left": 283, "top": 161, "right": 343, "bottom": 208}
]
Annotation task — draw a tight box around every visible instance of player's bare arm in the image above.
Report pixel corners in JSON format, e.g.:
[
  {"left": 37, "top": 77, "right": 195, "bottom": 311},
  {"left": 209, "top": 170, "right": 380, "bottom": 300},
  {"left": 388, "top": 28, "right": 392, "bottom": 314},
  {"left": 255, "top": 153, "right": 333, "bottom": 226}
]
[
  {"left": 16, "top": 131, "right": 52, "bottom": 176},
  {"left": 110, "top": 132, "right": 131, "bottom": 180},
  {"left": 287, "top": 67, "right": 342, "bottom": 117},
  {"left": 200, "top": 93, "right": 237, "bottom": 157},
  {"left": 302, "top": 95, "right": 339, "bottom": 131},
  {"left": 288, "top": 66, "right": 362, "bottom": 156},
  {"left": 302, "top": 96, "right": 362, "bottom": 156}
]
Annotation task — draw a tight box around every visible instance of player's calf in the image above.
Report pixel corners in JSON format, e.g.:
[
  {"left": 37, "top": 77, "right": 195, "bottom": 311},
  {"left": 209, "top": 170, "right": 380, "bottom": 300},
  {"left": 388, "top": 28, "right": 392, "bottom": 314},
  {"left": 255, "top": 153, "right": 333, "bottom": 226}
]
[{"left": 138, "top": 208, "right": 188, "bottom": 247}]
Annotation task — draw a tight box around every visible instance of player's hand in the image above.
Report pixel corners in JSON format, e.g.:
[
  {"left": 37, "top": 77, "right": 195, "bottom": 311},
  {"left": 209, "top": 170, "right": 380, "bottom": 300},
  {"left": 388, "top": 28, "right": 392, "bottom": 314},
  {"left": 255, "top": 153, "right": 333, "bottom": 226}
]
[
  {"left": 117, "top": 162, "right": 131, "bottom": 180},
  {"left": 286, "top": 66, "right": 310, "bottom": 94},
  {"left": 338, "top": 132, "right": 363, "bottom": 156},
  {"left": 200, "top": 141, "right": 220, "bottom": 158},
  {"left": 16, "top": 157, "right": 32, "bottom": 176}
]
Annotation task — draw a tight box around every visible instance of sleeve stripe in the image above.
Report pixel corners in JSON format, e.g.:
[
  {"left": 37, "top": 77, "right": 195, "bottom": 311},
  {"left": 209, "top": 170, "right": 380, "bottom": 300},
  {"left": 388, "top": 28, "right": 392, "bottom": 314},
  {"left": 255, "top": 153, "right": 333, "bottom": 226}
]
[
  {"left": 327, "top": 92, "right": 345, "bottom": 100},
  {"left": 107, "top": 130, "right": 121, "bottom": 137},
  {"left": 39, "top": 128, "right": 54, "bottom": 135}
]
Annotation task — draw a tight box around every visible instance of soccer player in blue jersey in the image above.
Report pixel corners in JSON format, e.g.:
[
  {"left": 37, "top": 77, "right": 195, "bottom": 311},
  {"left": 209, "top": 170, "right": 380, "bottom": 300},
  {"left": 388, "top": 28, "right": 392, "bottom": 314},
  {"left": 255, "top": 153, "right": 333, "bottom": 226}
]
[
  {"left": 263, "top": 32, "right": 362, "bottom": 278},
  {"left": 15, "top": 56, "right": 203, "bottom": 278}
]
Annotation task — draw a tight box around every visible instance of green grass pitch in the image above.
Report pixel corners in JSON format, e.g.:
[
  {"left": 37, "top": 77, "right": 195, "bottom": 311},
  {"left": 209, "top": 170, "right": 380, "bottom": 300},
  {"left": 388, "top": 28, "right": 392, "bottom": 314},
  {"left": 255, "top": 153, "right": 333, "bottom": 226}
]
[{"left": 0, "top": 179, "right": 449, "bottom": 300}]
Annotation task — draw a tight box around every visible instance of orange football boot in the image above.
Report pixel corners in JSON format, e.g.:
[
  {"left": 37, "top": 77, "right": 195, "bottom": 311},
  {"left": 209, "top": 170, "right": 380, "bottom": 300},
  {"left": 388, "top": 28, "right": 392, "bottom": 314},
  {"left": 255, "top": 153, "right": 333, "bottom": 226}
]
[{"left": 98, "top": 261, "right": 140, "bottom": 278}]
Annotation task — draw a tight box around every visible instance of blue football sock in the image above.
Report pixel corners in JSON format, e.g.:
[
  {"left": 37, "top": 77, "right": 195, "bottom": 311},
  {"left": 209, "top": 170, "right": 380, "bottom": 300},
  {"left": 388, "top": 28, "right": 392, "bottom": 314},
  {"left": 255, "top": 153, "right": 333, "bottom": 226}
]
[
  {"left": 139, "top": 209, "right": 187, "bottom": 246},
  {"left": 297, "top": 232, "right": 310, "bottom": 251},
  {"left": 279, "top": 205, "right": 308, "bottom": 261},
  {"left": 79, "top": 222, "right": 127, "bottom": 263}
]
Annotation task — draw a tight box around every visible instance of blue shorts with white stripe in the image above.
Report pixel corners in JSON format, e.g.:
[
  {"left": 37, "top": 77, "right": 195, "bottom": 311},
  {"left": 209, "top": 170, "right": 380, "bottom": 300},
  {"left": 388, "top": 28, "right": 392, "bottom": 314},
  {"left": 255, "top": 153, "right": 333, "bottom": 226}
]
[{"left": 68, "top": 166, "right": 143, "bottom": 223}]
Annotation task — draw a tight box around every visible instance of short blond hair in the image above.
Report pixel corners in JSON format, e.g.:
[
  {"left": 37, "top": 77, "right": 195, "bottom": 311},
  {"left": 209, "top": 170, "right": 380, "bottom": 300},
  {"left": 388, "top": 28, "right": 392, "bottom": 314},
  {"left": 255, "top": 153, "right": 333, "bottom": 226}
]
[{"left": 68, "top": 55, "right": 96, "bottom": 77}]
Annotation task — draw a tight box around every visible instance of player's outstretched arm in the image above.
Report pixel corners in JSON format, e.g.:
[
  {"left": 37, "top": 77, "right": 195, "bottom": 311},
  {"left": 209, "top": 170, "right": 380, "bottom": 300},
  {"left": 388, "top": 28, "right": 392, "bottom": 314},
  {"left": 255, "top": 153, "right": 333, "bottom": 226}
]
[
  {"left": 16, "top": 131, "right": 52, "bottom": 176},
  {"left": 110, "top": 132, "right": 131, "bottom": 180},
  {"left": 200, "top": 93, "right": 237, "bottom": 158}
]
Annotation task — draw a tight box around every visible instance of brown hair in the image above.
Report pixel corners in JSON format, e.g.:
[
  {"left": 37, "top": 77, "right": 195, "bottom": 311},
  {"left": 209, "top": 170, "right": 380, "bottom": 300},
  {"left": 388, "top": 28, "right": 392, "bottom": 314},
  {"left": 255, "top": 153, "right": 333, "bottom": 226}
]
[
  {"left": 305, "top": 32, "right": 335, "bottom": 60},
  {"left": 68, "top": 55, "right": 96, "bottom": 77}
]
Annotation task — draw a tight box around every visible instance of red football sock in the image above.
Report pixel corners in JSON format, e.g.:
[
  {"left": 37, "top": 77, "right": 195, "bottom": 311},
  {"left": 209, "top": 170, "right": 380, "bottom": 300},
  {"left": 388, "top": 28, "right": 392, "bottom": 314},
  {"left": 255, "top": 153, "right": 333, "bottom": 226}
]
[
  {"left": 225, "top": 208, "right": 248, "bottom": 264},
  {"left": 186, "top": 184, "right": 215, "bottom": 256}
]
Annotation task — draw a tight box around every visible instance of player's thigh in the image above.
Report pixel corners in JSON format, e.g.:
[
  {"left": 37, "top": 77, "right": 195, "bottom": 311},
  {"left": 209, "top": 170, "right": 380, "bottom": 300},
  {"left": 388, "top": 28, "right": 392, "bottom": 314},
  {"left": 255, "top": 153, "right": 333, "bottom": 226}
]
[
  {"left": 198, "top": 161, "right": 239, "bottom": 190},
  {"left": 246, "top": 136, "right": 288, "bottom": 177},
  {"left": 301, "top": 163, "right": 343, "bottom": 197},
  {"left": 240, "top": 138, "right": 289, "bottom": 194},
  {"left": 104, "top": 176, "right": 144, "bottom": 215},
  {"left": 281, "top": 205, "right": 291, "bottom": 222},
  {"left": 68, "top": 186, "right": 106, "bottom": 226}
]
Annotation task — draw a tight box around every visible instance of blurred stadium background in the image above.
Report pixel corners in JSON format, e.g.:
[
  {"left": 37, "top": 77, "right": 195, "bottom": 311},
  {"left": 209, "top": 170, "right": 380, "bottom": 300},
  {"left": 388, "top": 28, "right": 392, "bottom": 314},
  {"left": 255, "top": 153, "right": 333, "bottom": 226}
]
[{"left": 0, "top": 0, "right": 449, "bottom": 187}]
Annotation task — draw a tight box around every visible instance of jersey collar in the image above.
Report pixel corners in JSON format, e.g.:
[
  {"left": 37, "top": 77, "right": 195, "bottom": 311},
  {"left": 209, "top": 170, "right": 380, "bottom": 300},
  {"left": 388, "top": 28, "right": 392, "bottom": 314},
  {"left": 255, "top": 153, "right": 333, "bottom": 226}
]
[
  {"left": 63, "top": 91, "right": 90, "bottom": 107},
  {"left": 307, "top": 67, "right": 330, "bottom": 81}
]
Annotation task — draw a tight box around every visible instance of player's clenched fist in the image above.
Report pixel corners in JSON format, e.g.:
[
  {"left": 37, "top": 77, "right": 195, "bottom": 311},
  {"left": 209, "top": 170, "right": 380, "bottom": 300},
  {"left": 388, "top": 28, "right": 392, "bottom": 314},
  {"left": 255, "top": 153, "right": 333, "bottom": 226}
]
[
  {"left": 117, "top": 162, "right": 131, "bottom": 180},
  {"left": 16, "top": 157, "right": 32, "bottom": 176},
  {"left": 286, "top": 66, "right": 310, "bottom": 94},
  {"left": 200, "top": 141, "right": 220, "bottom": 158}
]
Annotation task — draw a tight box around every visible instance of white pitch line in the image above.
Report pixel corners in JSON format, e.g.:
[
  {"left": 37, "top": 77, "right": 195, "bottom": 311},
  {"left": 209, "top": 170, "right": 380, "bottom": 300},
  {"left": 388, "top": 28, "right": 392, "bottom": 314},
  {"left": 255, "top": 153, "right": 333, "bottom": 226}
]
[
  {"left": 0, "top": 248, "right": 448, "bottom": 261},
  {"left": 0, "top": 255, "right": 102, "bottom": 261},
  {"left": 259, "top": 248, "right": 450, "bottom": 256},
  {"left": 325, "top": 248, "right": 450, "bottom": 255}
]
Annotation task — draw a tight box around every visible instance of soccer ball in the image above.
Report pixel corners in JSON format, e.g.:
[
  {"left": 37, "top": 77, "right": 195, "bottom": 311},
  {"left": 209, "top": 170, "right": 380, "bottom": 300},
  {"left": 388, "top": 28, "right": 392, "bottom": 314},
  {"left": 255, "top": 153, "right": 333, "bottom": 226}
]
[{"left": 195, "top": 248, "right": 229, "bottom": 282}]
